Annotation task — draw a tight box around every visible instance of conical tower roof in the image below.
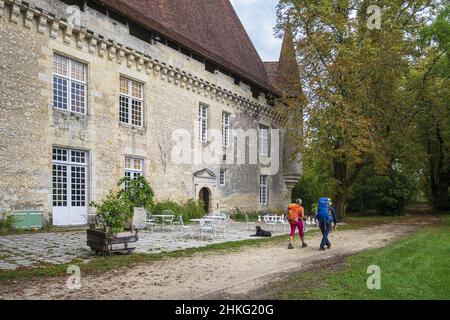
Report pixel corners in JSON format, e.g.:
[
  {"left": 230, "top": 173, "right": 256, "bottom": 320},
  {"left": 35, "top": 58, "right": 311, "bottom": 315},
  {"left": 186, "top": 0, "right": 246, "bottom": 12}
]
[{"left": 264, "top": 25, "right": 302, "bottom": 97}]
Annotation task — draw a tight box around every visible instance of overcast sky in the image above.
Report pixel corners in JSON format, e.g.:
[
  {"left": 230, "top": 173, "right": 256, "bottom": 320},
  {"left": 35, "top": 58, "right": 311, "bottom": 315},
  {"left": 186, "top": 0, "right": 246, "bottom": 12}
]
[{"left": 230, "top": 0, "right": 282, "bottom": 62}]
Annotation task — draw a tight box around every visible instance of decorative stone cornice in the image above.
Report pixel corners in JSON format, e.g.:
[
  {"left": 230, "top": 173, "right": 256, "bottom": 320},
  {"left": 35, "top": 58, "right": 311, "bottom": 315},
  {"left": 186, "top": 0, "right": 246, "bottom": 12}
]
[
  {"left": 10, "top": 0, "right": 21, "bottom": 24},
  {"left": 38, "top": 10, "right": 48, "bottom": 34},
  {"left": 2, "top": 0, "right": 285, "bottom": 124},
  {"left": 50, "top": 18, "right": 60, "bottom": 39}
]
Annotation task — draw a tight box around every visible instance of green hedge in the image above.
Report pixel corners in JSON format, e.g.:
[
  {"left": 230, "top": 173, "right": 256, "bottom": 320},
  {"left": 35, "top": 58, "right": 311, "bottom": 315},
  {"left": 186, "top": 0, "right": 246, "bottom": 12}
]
[
  {"left": 151, "top": 199, "right": 205, "bottom": 223},
  {"left": 0, "top": 211, "right": 16, "bottom": 232}
]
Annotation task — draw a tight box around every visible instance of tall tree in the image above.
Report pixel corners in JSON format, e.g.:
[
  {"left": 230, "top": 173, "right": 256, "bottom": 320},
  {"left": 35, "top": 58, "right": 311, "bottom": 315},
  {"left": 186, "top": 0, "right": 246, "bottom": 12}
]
[
  {"left": 414, "top": 5, "right": 450, "bottom": 209},
  {"left": 276, "top": 0, "right": 442, "bottom": 217}
]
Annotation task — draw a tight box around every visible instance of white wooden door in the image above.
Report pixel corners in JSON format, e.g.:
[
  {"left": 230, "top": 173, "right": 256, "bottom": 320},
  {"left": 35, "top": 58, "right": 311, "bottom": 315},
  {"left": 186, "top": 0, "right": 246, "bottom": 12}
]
[{"left": 52, "top": 148, "right": 89, "bottom": 226}]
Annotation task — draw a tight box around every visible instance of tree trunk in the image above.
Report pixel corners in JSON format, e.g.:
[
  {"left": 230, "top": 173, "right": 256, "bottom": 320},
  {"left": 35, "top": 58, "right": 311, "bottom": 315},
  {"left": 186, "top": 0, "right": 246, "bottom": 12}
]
[
  {"left": 427, "top": 124, "right": 450, "bottom": 210},
  {"left": 433, "top": 182, "right": 450, "bottom": 210},
  {"left": 334, "top": 191, "right": 347, "bottom": 219},
  {"left": 333, "top": 158, "right": 364, "bottom": 218}
]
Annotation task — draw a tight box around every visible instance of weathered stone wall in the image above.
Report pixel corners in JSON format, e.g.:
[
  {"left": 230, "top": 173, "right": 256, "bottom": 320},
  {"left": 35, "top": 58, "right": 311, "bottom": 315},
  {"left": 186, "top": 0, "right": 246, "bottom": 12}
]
[
  {"left": 0, "top": 0, "right": 292, "bottom": 225},
  {"left": 0, "top": 7, "right": 50, "bottom": 215}
]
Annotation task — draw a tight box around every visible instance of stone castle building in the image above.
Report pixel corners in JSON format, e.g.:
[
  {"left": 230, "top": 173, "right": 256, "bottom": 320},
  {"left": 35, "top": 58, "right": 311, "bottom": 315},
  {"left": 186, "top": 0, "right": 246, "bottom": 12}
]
[{"left": 0, "top": 0, "right": 302, "bottom": 226}]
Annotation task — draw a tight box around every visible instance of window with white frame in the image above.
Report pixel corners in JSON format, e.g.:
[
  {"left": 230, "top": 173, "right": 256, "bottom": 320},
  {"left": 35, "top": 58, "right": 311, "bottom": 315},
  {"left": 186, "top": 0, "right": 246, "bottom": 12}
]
[
  {"left": 259, "top": 125, "right": 269, "bottom": 156},
  {"left": 222, "top": 112, "right": 231, "bottom": 148},
  {"left": 259, "top": 175, "right": 268, "bottom": 206},
  {"left": 53, "top": 54, "right": 87, "bottom": 114},
  {"left": 199, "top": 103, "right": 208, "bottom": 143},
  {"left": 119, "top": 77, "right": 144, "bottom": 127},
  {"left": 219, "top": 169, "right": 226, "bottom": 186},
  {"left": 125, "top": 157, "right": 143, "bottom": 180}
]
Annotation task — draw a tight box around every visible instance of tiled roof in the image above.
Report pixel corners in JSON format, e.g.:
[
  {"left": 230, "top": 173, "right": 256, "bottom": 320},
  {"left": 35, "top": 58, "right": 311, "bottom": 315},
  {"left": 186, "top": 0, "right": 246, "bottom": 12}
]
[
  {"left": 98, "top": 0, "right": 276, "bottom": 93},
  {"left": 263, "top": 61, "right": 279, "bottom": 87}
]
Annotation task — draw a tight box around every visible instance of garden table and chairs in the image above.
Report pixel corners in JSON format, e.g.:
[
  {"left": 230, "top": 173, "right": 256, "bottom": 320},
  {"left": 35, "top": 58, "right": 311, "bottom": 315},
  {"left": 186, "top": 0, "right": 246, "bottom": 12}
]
[
  {"left": 146, "top": 210, "right": 176, "bottom": 232},
  {"left": 261, "top": 214, "right": 290, "bottom": 233}
]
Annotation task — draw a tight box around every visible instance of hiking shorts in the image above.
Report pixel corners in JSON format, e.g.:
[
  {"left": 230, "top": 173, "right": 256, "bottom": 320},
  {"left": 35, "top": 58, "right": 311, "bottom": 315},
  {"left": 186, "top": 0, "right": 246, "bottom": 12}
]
[{"left": 290, "top": 220, "right": 304, "bottom": 238}]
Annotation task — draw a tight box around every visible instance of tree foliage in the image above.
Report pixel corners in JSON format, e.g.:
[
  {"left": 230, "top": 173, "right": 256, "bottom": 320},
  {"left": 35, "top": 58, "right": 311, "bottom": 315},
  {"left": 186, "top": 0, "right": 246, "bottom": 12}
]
[
  {"left": 414, "top": 4, "right": 450, "bottom": 209},
  {"left": 118, "top": 175, "right": 155, "bottom": 210},
  {"left": 347, "top": 164, "right": 417, "bottom": 214},
  {"left": 277, "top": 0, "right": 447, "bottom": 216}
]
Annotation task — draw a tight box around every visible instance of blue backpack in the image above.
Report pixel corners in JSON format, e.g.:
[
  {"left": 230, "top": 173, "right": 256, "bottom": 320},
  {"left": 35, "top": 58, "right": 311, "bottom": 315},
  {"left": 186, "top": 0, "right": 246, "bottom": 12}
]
[{"left": 316, "top": 198, "right": 332, "bottom": 222}]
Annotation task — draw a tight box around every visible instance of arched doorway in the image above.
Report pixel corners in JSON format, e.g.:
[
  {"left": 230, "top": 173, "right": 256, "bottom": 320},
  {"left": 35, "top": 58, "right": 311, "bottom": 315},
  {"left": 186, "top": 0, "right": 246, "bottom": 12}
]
[{"left": 199, "top": 187, "right": 211, "bottom": 213}]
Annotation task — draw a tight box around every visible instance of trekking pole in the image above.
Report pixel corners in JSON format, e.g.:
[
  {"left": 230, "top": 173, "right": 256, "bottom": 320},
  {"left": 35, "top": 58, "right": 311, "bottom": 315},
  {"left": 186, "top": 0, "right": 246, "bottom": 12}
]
[
  {"left": 335, "top": 226, "right": 343, "bottom": 241},
  {"left": 303, "top": 217, "right": 307, "bottom": 235}
]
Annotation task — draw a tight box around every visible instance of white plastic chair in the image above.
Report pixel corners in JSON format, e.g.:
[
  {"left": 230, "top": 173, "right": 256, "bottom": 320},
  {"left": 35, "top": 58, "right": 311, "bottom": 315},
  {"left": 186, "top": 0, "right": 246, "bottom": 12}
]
[
  {"left": 265, "top": 215, "right": 277, "bottom": 232},
  {"left": 177, "top": 216, "right": 195, "bottom": 240},
  {"left": 162, "top": 209, "right": 175, "bottom": 231},
  {"left": 245, "top": 214, "right": 255, "bottom": 231},
  {"left": 200, "top": 219, "right": 217, "bottom": 240},
  {"left": 173, "top": 214, "right": 182, "bottom": 229},
  {"left": 273, "top": 215, "right": 281, "bottom": 233},
  {"left": 216, "top": 217, "right": 231, "bottom": 239},
  {"left": 145, "top": 210, "right": 157, "bottom": 232}
]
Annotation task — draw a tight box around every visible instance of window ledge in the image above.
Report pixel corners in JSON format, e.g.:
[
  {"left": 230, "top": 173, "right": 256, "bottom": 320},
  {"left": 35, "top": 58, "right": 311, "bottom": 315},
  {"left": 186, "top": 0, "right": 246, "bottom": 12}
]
[
  {"left": 119, "top": 122, "right": 146, "bottom": 133},
  {"left": 199, "top": 141, "right": 211, "bottom": 147},
  {"left": 53, "top": 108, "right": 88, "bottom": 119}
]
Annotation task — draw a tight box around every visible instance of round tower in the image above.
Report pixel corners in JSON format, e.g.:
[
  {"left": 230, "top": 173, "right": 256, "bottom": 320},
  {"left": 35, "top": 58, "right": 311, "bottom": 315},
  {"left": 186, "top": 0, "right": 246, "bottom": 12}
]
[{"left": 264, "top": 26, "right": 304, "bottom": 199}]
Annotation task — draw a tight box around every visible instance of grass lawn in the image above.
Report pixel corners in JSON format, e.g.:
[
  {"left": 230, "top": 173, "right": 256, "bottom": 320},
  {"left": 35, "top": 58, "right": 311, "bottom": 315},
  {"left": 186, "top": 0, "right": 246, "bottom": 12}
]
[{"left": 281, "top": 214, "right": 450, "bottom": 300}]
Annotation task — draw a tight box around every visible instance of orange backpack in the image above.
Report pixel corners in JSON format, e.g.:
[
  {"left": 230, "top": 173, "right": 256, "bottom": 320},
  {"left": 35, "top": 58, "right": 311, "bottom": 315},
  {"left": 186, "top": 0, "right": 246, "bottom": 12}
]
[{"left": 287, "top": 204, "right": 300, "bottom": 225}]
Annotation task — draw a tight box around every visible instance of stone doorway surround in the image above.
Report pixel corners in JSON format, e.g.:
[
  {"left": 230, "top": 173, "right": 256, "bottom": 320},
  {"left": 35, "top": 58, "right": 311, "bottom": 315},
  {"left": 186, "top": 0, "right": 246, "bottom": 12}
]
[{"left": 193, "top": 169, "right": 217, "bottom": 213}]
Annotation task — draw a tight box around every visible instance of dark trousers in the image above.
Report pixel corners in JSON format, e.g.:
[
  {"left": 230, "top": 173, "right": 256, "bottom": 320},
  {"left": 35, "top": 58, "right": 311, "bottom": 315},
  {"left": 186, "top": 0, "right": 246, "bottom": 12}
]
[{"left": 319, "top": 220, "right": 332, "bottom": 249}]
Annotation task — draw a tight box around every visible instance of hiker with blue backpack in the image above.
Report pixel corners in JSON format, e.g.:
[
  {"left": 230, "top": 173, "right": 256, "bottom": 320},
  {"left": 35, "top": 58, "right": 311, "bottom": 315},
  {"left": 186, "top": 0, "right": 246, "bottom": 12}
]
[{"left": 316, "top": 198, "right": 338, "bottom": 251}]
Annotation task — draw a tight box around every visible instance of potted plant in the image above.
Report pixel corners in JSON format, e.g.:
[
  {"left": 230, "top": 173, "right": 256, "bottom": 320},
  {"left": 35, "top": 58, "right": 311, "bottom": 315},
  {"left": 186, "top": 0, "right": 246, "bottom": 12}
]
[
  {"left": 87, "top": 176, "right": 155, "bottom": 254},
  {"left": 87, "top": 192, "right": 138, "bottom": 255},
  {"left": 117, "top": 176, "right": 154, "bottom": 230}
]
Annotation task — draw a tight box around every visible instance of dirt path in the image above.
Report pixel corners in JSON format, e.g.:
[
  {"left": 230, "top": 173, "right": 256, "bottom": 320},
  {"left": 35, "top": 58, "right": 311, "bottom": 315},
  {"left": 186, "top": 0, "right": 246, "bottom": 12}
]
[{"left": 0, "top": 220, "right": 431, "bottom": 300}]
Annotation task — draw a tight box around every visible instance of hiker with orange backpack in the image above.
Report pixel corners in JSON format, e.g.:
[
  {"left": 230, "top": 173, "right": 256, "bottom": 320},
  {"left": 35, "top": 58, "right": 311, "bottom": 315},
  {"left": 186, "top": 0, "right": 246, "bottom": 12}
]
[{"left": 287, "top": 199, "right": 308, "bottom": 250}]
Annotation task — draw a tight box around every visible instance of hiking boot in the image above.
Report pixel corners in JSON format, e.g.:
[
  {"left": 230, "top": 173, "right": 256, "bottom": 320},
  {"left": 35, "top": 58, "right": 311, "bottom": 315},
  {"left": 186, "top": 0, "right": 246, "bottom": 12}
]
[
  {"left": 302, "top": 243, "right": 308, "bottom": 248},
  {"left": 319, "top": 247, "right": 326, "bottom": 251},
  {"left": 288, "top": 243, "right": 294, "bottom": 250},
  {"left": 326, "top": 245, "right": 331, "bottom": 250}
]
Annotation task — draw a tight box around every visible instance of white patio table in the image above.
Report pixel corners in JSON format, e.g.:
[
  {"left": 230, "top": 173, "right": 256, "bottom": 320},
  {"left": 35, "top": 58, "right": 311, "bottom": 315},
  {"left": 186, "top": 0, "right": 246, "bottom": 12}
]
[
  {"left": 205, "top": 216, "right": 226, "bottom": 220},
  {"left": 190, "top": 218, "right": 215, "bottom": 223}
]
